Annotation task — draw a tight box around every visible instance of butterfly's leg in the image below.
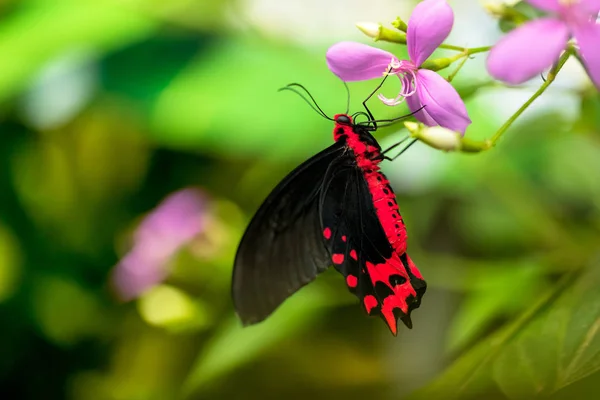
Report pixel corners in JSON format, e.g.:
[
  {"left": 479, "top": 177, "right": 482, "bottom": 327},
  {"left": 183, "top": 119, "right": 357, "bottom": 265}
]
[
  {"left": 389, "top": 139, "right": 417, "bottom": 161},
  {"left": 362, "top": 68, "right": 392, "bottom": 130},
  {"left": 381, "top": 137, "right": 410, "bottom": 155}
]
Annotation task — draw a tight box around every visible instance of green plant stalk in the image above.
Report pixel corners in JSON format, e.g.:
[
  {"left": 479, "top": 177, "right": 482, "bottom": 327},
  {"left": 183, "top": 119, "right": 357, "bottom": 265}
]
[
  {"left": 450, "top": 49, "right": 572, "bottom": 153},
  {"left": 487, "top": 49, "right": 571, "bottom": 146},
  {"left": 374, "top": 26, "right": 406, "bottom": 44},
  {"left": 438, "top": 44, "right": 491, "bottom": 54},
  {"left": 446, "top": 55, "right": 469, "bottom": 82}
]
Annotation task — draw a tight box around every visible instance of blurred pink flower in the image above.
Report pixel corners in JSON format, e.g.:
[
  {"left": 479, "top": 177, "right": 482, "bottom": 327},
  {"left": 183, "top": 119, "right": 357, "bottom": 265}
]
[
  {"left": 326, "top": 0, "right": 471, "bottom": 134},
  {"left": 112, "top": 188, "right": 207, "bottom": 300},
  {"left": 487, "top": 0, "right": 600, "bottom": 88}
]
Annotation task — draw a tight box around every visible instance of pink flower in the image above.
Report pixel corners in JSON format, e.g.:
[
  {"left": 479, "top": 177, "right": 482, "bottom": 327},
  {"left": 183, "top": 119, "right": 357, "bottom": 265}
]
[
  {"left": 487, "top": 0, "right": 600, "bottom": 88},
  {"left": 112, "top": 188, "right": 207, "bottom": 300},
  {"left": 326, "top": 0, "right": 471, "bottom": 134}
]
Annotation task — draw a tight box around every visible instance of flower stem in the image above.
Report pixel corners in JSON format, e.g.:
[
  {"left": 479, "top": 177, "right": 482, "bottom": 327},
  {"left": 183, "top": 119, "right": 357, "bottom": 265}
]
[
  {"left": 466, "top": 46, "right": 492, "bottom": 55},
  {"left": 446, "top": 55, "right": 469, "bottom": 82},
  {"left": 444, "top": 50, "right": 572, "bottom": 153},
  {"left": 438, "top": 43, "right": 465, "bottom": 51},
  {"left": 438, "top": 44, "right": 492, "bottom": 54},
  {"left": 488, "top": 50, "right": 571, "bottom": 146}
]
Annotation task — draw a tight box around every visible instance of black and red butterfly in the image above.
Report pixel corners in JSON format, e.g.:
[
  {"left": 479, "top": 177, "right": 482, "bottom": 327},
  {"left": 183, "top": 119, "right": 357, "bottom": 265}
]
[{"left": 232, "top": 82, "right": 426, "bottom": 335}]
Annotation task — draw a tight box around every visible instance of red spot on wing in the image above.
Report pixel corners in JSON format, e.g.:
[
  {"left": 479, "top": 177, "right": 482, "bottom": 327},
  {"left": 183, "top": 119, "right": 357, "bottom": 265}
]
[
  {"left": 332, "top": 254, "right": 345, "bottom": 264},
  {"left": 346, "top": 275, "right": 358, "bottom": 288},
  {"left": 342, "top": 235, "right": 347, "bottom": 242},
  {"left": 323, "top": 227, "right": 331, "bottom": 239},
  {"left": 364, "top": 295, "right": 378, "bottom": 314},
  {"left": 350, "top": 249, "right": 358, "bottom": 260}
]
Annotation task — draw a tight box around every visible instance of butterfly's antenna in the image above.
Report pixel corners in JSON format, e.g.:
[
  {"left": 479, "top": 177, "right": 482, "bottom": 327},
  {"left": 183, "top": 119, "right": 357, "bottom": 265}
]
[
  {"left": 279, "top": 86, "right": 329, "bottom": 119},
  {"left": 278, "top": 83, "right": 333, "bottom": 121},
  {"left": 343, "top": 81, "right": 350, "bottom": 115}
]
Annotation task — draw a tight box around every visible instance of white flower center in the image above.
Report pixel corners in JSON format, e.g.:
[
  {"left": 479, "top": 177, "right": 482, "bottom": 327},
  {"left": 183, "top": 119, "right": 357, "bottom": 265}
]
[{"left": 378, "top": 59, "right": 419, "bottom": 106}]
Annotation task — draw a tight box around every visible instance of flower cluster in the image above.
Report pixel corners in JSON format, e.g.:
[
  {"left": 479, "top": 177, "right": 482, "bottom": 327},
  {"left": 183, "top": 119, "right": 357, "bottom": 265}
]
[
  {"left": 325, "top": 0, "right": 599, "bottom": 146},
  {"left": 487, "top": 0, "right": 600, "bottom": 88},
  {"left": 327, "top": 0, "right": 471, "bottom": 134}
]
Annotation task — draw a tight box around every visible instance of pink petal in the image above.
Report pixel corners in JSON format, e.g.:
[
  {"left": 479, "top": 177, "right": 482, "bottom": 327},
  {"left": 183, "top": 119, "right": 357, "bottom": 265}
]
[
  {"left": 579, "top": 0, "right": 600, "bottom": 14},
  {"left": 134, "top": 188, "right": 206, "bottom": 254},
  {"left": 408, "top": 70, "right": 471, "bottom": 134},
  {"left": 526, "top": 0, "right": 561, "bottom": 12},
  {"left": 112, "top": 188, "right": 207, "bottom": 300},
  {"left": 326, "top": 42, "right": 397, "bottom": 82},
  {"left": 406, "top": 93, "right": 437, "bottom": 127},
  {"left": 486, "top": 18, "right": 569, "bottom": 84},
  {"left": 407, "top": 0, "right": 454, "bottom": 66},
  {"left": 572, "top": 21, "right": 600, "bottom": 89}
]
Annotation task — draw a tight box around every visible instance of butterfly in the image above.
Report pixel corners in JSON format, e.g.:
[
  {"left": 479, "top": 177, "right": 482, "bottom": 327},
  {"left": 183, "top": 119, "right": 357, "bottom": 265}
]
[{"left": 231, "top": 82, "right": 426, "bottom": 335}]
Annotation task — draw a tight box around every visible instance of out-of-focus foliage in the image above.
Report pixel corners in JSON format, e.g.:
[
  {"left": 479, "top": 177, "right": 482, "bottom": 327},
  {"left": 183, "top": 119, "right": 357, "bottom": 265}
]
[{"left": 1, "top": 1, "right": 600, "bottom": 399}]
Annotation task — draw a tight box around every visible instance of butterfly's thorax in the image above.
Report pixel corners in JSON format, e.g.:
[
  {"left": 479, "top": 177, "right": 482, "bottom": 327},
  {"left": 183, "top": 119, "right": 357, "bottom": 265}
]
[{"left": 332, "top": 115, "right": 408, "bottom": 255}]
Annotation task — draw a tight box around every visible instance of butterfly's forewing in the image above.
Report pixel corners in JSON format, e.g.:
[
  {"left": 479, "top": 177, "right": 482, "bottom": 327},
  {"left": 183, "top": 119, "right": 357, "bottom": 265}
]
[
  {"left": 232, "top": 142, "right": 345, "bottom": 325},
  {"left": 319, "top": 156, "right": 426, "bottom": 335}
]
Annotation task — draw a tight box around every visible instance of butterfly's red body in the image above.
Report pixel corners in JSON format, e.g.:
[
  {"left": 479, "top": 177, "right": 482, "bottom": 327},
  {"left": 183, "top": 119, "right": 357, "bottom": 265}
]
[{"left": 328, "top": 114, "right": 424, "bottom": 334}]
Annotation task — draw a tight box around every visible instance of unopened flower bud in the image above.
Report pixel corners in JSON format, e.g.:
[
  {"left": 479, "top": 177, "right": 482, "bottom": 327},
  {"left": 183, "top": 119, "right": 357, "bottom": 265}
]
[
  {"left": 483, "top": 0, "right": 521, "bottom": 16},
  {"left": 483, "top": 2, "right": 507, "bottom": 17},
  {"left": 391, "top": 17, "right": 408, "bottom": 32},
  {"left": 405, "top": 122, "right": 462, "bottom": 151},
  {"left": 356, "top": 22, "right": 407, "bottom": 44},
  {"left": 356, "top": 22, "right": 380, "bottom": 38},
  {"left": 420, "top": 57, "right": 453, "bottom": 71}
]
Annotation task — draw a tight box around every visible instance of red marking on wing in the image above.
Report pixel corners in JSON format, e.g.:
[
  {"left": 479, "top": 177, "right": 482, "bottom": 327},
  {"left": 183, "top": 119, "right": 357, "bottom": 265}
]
[
  {"left": 364, "top": 295, "right": 378, "bottom": 314},
  {"left": 349, "top": 249, "right": 358, "bottom": 260},
  {"left": 323, "top": 227, "right": 332, "bottom": 239},
  {"left": 342, "top": 235, "right": 347, "bottom": 242},
  {"left": 366, "top": 253, "right": 418, "bottom": 334},
  {"left": 332, "top": 254, "right": 345, "bottom": 264},
  {"left": 346, "top": 275, "right": 358, "bottom": 288}
]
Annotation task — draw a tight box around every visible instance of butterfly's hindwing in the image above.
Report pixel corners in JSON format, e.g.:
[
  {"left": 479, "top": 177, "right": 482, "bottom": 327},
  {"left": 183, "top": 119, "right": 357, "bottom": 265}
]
[{"left": 319, "top": 155, "right": 426, "bottom": 335}]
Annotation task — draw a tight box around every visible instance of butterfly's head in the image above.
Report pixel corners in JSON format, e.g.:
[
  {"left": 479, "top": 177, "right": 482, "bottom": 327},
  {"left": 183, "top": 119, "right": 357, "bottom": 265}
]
[{"left": 334, "top": 114, "right": 353, "bottom": 126}]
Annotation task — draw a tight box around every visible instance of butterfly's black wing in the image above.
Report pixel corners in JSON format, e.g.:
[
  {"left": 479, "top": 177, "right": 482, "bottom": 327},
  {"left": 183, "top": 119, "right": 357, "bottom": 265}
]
[
  {"left": 232, "top": 141, "right": 346, "bottom": 325},
  {"left": 319, "top": 156, "right": 426, "bottom": 335}
]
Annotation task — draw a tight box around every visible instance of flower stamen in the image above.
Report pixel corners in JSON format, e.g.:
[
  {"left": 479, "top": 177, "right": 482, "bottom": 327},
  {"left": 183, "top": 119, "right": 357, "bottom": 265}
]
[{"left": 378, "top": 61, "right": 418, "bottom": 106}]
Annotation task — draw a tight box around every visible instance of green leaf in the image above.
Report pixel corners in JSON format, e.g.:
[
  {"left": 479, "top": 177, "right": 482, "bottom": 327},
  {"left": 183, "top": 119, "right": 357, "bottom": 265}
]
[
  {"left": 150, "top": 38, "right": 408, "bottom": 158},
  {"left": 150, "top": 38, "right": 335, "bottom": 157},
  {"left": 180, "top": 284, "right": 331, "bottom": 398},
  {"left": 137, "top": 285, "right": 213, "bottom": 333},
  {"left": 0, "top": 0, "right": 157, "bottom": 102},
  {"left": 0, "top": 223, "right": 22, "bottom": 303},
  {"left": 32, "top": 275, "right": 110, "bottom": 346},
  {"left": 408, "top": 267, "right": 600, "bottom": 399},
  {"left": 575, "top": 91, "right": 600, "bottom": 133},
  {"left": 446, "top": 262, "right": 545, "bottom": 354}
]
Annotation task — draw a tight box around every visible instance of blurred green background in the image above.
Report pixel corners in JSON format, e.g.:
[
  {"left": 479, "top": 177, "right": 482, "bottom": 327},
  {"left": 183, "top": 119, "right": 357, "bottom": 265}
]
[{"left": 2, "top": 0, "right": 600, "bottom": 399}]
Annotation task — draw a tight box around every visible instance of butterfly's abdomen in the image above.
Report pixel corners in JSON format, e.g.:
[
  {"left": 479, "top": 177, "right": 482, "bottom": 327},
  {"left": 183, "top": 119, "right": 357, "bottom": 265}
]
[{"left": 364, "top": 169, "right": 408, "bottom": 255}]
